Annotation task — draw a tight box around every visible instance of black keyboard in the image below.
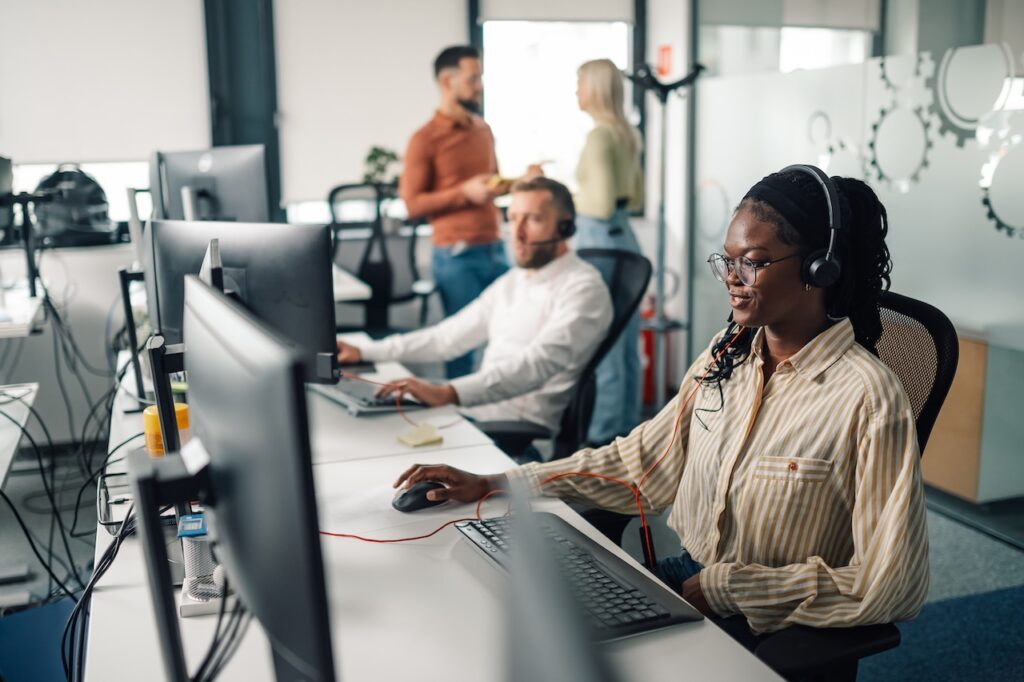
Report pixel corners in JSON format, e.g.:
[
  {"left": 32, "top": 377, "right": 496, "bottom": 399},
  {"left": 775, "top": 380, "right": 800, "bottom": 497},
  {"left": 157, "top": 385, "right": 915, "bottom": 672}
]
[
  {"left": 331, "top": 377, "right": 423, "bottom": 407},
  {"left": 455, "top": 513, "right": 702, "bottom": 640}
]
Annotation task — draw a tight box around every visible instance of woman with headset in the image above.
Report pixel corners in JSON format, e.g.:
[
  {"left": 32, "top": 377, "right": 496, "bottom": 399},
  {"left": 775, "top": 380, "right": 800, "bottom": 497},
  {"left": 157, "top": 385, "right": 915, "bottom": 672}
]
[
  {"left": 572, "top": 58, "right": 646, "bottom": 445},
  {"left": 395, "top": 166, "right": 929, "bottom": 641}
]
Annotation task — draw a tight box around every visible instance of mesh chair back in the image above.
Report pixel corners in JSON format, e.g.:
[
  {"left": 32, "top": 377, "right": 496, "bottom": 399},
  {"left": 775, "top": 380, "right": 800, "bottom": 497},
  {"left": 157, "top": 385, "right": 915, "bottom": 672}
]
[
  {"left": 327, "top": 183, "right": 425, "bottom": 331},
  {"left": 553, "top": 249, "right": 652, "bottom": 458},
  {"left": 873, "top": 291, "right": 959, "bottom": 454}
]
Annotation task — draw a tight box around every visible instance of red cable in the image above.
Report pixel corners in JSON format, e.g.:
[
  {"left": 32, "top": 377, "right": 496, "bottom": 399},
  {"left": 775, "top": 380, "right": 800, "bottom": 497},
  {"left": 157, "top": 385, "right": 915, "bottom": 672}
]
[
  {"left": 319, "top": 489, "right": 508, "bottom": 543},
  {"left": 326, "top": 327, "right": 747, "bottom": 569}
]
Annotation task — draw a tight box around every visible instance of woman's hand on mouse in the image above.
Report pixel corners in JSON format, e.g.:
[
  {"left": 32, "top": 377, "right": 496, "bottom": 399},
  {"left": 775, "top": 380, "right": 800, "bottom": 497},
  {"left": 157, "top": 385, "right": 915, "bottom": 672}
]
[{"left": 393, "top": 464, "right": 507, "bottom": 503}]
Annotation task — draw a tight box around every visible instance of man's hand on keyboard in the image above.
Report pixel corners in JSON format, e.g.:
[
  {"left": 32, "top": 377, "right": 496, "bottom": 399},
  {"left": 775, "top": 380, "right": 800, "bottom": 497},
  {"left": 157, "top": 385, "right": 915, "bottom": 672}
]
[
  {"left": 376, "top": 377, "right": 458, "bottom": 408},
  {"left": 393, "top": 464, "right": 507, "bottom": 503},
  {"left": 336, "top": 340, "right": 364, "bottom": 365}
]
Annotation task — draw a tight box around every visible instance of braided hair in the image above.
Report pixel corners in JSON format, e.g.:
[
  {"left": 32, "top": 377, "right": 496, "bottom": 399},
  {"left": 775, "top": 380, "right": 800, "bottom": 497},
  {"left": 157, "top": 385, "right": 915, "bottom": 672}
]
[{"left": 700, "top": 170, "right": 893, "bottom": 391}]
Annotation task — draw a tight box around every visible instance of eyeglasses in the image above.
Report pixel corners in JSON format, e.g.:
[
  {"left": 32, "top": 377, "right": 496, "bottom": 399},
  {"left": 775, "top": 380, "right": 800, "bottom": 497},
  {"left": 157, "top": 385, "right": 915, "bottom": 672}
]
[{"left": 706, "top": 252, "right": 801, "bottom": 287}]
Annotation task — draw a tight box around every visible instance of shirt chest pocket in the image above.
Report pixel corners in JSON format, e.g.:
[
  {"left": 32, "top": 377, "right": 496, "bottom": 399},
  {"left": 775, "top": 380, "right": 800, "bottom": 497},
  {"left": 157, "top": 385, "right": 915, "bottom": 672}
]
[
  {"left": 739, "top": 455, "right": 837, "bottom": 565},
  {"left": 752, "top": 456, "right": 833, "bottom": 483}
]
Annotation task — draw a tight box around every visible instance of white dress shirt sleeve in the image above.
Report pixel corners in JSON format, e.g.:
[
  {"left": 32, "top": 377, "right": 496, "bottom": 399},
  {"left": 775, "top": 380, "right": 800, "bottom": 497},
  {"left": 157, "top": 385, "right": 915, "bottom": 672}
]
[
  {"left": 357, "top": 281, "right": 496, "bottom": 364},
  {"left": 448, "top": 273, "right": 612, "bottom": 408}
]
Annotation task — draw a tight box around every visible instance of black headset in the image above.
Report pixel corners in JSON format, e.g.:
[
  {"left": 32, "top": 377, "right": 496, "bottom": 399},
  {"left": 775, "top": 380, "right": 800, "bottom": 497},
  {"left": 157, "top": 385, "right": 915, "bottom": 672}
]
[
  {"left": 557, "top": 214, "right": 576, "bottom": 240},
  {"left": 781, "top": 163, "right": 843, "bottom": 288}
]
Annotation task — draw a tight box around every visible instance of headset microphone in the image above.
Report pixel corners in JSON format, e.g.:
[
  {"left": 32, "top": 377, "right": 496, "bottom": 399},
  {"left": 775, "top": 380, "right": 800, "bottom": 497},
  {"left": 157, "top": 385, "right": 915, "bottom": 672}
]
[{"left": 527, "top": 237, "right": 564, "bottom": 246}]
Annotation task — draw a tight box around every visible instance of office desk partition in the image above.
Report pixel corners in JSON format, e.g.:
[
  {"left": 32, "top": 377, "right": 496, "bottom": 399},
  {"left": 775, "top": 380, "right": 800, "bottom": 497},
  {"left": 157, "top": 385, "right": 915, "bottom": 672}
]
[{"left": 85, "top": 377, "right": 782, "bottom": 681}]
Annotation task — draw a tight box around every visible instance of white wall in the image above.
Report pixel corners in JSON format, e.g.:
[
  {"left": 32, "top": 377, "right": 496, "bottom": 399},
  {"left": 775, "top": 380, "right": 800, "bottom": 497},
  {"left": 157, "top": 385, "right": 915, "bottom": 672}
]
[
  {"left": 273, "top": 0, "right": 640, "bottom": 206},
  {"left": 0, "top": 0, "right": 209, "bottom": 163},
  {"left": 273, "top": 0, "right": 467, "bottom": 205}
]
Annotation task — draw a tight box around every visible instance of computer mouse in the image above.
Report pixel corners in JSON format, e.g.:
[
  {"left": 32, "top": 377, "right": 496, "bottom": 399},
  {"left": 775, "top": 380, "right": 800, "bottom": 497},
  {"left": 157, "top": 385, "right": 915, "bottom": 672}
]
[{"left": 392, "top": 480, "right": 447, "bottom": 513}]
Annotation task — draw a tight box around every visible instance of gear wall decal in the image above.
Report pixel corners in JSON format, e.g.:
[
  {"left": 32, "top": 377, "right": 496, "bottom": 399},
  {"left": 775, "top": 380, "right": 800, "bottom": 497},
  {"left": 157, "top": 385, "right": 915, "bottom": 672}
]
[
  {"left": 865, "top": 104, "right": 934, "bottom": 191},
  {"left": 865, "top": 55, "right": 935, "bottom": 190},
  {"left": 927, "top": 43, "right": 1016, "bottom": 147},
  {"left": 878, "top": 52, "right": 932, "bottom": 94},
  {"left": 978, "top": 109, "right": 1024, "bottom": 238},
  {"left": 807, "top": 110, "right": 864, "bottom": 178},
  {"left": 696, "top": 178, "right": 731, "bottom": 241}
]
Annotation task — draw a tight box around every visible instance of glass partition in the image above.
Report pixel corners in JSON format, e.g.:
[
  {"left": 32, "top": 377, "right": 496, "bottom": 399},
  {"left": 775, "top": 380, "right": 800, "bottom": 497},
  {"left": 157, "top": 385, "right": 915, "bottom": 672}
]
[{"left": 690, "top": 43, "right": 1024, "bottom": 360}]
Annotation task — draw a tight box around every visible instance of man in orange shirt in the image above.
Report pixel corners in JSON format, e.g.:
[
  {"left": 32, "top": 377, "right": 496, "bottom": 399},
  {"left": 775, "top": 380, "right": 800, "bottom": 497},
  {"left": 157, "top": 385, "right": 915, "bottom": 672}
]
[{"left": 400, "top": 45, "right": 511, "bottom": 378}]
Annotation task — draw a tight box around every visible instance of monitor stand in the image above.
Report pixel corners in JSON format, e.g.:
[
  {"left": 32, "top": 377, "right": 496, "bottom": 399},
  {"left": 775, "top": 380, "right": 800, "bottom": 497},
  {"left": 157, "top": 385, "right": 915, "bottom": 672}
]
[{"left": 118, "top": 268, "right": 149, "bottom": 413}]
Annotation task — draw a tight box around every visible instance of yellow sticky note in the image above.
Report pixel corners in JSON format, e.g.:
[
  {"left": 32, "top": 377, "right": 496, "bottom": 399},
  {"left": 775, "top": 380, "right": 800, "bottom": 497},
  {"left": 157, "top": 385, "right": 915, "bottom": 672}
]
[{"left": 398, "top": 423, "right": 442, "bottom": 448}]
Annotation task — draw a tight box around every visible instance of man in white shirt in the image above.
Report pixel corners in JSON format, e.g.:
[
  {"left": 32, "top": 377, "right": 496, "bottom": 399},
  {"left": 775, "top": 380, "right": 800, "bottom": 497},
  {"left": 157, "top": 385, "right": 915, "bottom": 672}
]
[{"left": 336, "top": 177, "right": 613, "bottom": 439}]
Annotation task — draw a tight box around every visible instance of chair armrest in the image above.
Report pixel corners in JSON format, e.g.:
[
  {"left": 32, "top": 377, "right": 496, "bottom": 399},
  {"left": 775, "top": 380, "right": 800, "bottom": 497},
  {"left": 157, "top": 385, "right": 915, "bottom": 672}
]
[
  {"left": 476, "top": 421, "right": 552, "bottom": 440},
  {"left": 412, "top": 279, "right": 436, "bottom": 296},
  {"left": 475, "top": 420, "right": 553, "bottom": 459},
  {"left": 753, "top": 623, "right": 900, "bottom": 677}
]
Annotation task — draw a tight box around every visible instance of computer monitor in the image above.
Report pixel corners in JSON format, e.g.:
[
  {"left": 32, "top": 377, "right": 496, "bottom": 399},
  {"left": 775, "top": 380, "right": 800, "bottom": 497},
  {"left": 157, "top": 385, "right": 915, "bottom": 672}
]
[
  {"left": 505, "top": 490, "right": 618, "bottom": 682},
  {"left": 184, "top": 275, "right": 335, "bottom": 680},
  {"left": 0, "top": 156, "right": 13, "bottom": 236},
  {"left": 130, "top": 276, "right": 336, "bottom": 681},
  {"left": 151, "top": 145, "right": 269, "bottom": 222},
  {"left": 143, "top": 219, "right": 337, "bottom": 382}
]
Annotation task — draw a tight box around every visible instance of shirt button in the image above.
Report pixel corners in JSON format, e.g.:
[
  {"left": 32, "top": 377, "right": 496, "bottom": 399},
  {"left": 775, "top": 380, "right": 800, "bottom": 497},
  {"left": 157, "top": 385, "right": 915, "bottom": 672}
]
[{"left": 788, "top": 460, "right": 798, "bottom": 471}]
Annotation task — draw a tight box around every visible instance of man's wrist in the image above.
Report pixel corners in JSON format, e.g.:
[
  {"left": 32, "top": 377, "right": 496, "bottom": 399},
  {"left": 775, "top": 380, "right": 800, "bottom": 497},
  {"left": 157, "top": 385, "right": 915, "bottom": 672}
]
[{"left": 445, "top": 383, "right": 460, "bottom": 405}]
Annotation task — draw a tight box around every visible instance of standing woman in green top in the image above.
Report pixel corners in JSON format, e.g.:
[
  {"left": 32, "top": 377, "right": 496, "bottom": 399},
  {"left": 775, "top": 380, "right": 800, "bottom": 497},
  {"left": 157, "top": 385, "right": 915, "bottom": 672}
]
[{"left": 574, "top": 58, "right": 645, "bottom": 444}]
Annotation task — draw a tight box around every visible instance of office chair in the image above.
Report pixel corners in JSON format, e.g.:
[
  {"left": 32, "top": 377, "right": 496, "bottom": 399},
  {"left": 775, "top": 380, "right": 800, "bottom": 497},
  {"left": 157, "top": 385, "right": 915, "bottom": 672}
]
[
  {"left": 747, "top": 290, "right": 960, "bottom": 682},
  {"left": 477, "top": 249, "right": 652, "bottom": 461},
  {"left": 328, "top": 182, "right": 436, "bottom": 336},
  {"left": 586, "top": 290, "right": 960, "bottom": 682}
]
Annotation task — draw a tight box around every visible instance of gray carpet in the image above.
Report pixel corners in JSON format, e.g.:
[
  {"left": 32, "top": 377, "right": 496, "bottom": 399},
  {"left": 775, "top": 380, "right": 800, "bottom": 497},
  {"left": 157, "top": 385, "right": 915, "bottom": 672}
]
[{"left": 622, "top": 498, "right": 1024, "bottom": 682}]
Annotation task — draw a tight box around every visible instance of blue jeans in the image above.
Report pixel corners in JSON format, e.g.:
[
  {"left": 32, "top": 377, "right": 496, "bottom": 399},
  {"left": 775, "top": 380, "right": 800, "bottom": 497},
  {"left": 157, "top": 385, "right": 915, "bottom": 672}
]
[
  {"left": 653, "top": 549, "right": 704, "bottom": 594},
  {"left": 575, "top": 209, "right": 642, "bottom": 444},
  {"left": 432, "top": 241, "right": 509, "bottom": 378}
]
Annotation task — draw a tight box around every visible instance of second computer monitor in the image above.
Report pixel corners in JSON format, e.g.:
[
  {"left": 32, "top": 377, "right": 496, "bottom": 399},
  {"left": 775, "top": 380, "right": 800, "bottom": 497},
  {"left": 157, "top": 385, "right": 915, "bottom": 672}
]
[
  {"left": 151, "top": 145, "right": 269, "bottom": 222},
  {"left": 144, "top": 219, "right": 337, "bottom": 382},
  {"left": 183, "top": 275, "right": 336, "bottom": 681}
]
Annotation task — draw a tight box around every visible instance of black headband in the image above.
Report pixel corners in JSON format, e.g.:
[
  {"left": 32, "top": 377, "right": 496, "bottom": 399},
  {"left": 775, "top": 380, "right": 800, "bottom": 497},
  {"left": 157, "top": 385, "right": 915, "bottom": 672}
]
[{"left": 743, "top": 172, "right": 829, "bottom": 245}]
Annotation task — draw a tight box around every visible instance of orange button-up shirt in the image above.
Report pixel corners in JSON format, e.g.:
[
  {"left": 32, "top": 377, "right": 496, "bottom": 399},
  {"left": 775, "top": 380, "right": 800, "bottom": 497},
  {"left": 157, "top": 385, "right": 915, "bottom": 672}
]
[{"left": 399, "top": 110, "right": 501, "bottom": 247}]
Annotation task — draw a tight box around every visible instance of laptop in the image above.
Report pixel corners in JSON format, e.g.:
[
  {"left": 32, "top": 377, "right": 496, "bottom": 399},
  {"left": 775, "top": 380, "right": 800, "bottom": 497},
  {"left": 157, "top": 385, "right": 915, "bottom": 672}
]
[{"left": 309, "top": 375, "right": 426, "bottom": 416}]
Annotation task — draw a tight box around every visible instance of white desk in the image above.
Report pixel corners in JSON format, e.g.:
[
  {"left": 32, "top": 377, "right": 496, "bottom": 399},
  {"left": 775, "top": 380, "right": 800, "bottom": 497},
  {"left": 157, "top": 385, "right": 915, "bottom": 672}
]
[
  {"left": 85, "top": 377, "right": 782, "bottom": 681},
  {"left": 308, "top": 391, "right": 494, "bottom": 465},
  {"left": 0, "top": 383, "right": 37, "bottom": 489},
  {"left": 311, "top": 336, "right": 494, "bottom": 464},
  {"left": 332, "top": 265, "right": 372, "bottom": 302},
  {"left": 0, "top": 283, "right": 44, "bottom": 339}
]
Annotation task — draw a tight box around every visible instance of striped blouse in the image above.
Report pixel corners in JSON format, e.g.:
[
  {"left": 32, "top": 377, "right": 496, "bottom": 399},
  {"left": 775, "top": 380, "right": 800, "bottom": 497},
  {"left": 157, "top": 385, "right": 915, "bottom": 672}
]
[{"left": 510, "top": 319, "right": 929, "bottom": 634}]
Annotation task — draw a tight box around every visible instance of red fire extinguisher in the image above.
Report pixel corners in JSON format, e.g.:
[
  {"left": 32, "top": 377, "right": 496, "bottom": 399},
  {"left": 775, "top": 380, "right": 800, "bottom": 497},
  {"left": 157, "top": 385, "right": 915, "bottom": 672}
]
[{"left": 640, "top": 295, "right": 656, "bottom": 405}]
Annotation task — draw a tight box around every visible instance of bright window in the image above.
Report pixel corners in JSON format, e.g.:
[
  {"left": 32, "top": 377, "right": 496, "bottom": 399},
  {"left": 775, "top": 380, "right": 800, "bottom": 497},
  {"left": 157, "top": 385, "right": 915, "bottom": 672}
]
[
  {"left": 13, "top": 161, "right": 152, "bottom": 223},
  {"left": 778, "top": 27, "right": 871, "bottom": 73},
  {"left": 482, "top": 21, "right": 632, "bottom": 192}
]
